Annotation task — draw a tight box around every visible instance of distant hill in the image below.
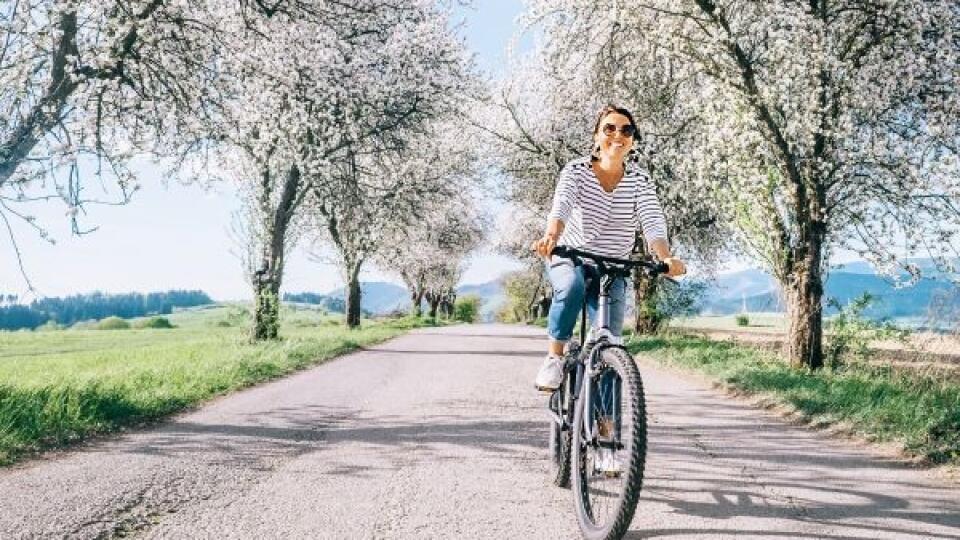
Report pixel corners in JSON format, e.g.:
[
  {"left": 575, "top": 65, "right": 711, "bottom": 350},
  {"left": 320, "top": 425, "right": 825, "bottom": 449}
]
[
  {"left": 287, "top": 282, "right": 410, "bottom": 315},
  {"left": 283, "top": 258, "right": 958, "bottom": 326},
  {"left": 287, "top": 279, "right": 506, "bottom": 320},
  {"left": 701, "top": 261, "right": 960, "bottom": 323}
]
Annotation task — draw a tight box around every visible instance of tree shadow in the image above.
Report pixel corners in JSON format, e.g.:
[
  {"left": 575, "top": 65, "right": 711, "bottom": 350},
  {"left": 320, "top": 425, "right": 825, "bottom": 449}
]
[
  {"left": 618, "top": 383, "right": 960, "bottom": 539},
  {"left": 364, "top": 348, "right": 544, "bottom": 358}
]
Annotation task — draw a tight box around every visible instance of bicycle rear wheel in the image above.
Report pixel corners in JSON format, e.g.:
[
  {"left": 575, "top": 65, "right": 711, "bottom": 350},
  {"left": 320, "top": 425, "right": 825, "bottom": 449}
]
[
  {"left": 548, "top": 370, "right": 574, "bottom": 488},
  {"left": 571, "top": 347, "right": 647, "bottom": 540}
]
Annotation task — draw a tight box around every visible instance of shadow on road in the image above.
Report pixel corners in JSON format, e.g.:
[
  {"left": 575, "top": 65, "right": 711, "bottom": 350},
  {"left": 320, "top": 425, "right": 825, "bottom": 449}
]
[
  {"left": 620, "top": 379, "right": 960, "bottom": 539},
  {"left": 365, "top": 348, "right": 544, "bottom": 358},
  {"left": 102, "top": 405, "right": 547, "bottom": 478}
]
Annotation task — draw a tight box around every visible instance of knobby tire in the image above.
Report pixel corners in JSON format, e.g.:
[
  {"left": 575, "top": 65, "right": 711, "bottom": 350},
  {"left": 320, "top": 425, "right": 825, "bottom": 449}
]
[{"left": 571, "top": 347, "right": 647, "bottom": 540}]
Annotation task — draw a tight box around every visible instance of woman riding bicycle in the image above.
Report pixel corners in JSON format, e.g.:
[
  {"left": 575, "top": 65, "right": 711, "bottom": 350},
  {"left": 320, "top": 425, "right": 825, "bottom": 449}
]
[{"left": 532, "top": 105, "right": 686, "bottom": 391}]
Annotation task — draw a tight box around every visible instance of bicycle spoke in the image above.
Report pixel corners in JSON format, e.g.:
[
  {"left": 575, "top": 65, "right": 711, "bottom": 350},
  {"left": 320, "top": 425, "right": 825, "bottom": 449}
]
[{"left": 580, "top": 365, "right": 632, "bottom": 528}]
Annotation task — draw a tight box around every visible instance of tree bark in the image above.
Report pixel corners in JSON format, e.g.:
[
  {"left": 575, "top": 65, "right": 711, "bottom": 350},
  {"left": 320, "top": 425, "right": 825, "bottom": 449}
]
[
  {"left": 426, "top": 292, "right": 440, "bottom": 318},
  {"left": 410, "top": 289, "right": 424, "bottom": 317},
  {"left": 785, "top": 223, "right": 826, "bottom": 369},
  {"left": 0, "top": 11, "right": 79, "bottom": 187},
  {"left": 251, "top": 271, "right": 281, "bottom": 340},
  {"left": 250, "top": 164, "right": 300, "bottom": 341},
  {"left": 633, "top": 269, "right": 662, "bottom": 334},
  {"left": 345, "top": 259, "right": 363, "bottom": 329},
  {"left": 441, "top": 290, "right": 456, "bottom": 318}
]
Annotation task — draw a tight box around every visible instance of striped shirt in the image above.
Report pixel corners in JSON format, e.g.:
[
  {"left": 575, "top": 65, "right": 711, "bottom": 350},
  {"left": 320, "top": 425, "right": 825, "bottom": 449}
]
[{"left": 548, "top": 157, "right": 668, "bottom": 259}]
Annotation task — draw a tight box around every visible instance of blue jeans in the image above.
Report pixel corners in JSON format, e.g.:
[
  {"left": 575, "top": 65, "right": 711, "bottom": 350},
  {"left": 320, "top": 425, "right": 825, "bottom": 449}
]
[{"left": 545, "top": 256, "right": 627, "bottom": 342}]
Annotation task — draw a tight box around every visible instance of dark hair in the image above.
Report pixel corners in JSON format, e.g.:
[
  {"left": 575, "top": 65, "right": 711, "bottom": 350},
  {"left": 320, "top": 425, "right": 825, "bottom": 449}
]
[{"left": 591, "top": 105, "right": 639, "bottom": 162}]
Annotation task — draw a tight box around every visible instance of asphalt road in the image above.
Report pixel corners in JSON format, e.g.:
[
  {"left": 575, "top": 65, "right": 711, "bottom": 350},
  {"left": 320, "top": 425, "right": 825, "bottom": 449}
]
[{"left": 3, "top": 324, "right": 959, "bottom": 539}]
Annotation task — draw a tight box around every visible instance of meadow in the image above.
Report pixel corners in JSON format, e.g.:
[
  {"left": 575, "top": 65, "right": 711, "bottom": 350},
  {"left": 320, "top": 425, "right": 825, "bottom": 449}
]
[{"left": 0, "top": 304, "right": 434, "bottom": 465}]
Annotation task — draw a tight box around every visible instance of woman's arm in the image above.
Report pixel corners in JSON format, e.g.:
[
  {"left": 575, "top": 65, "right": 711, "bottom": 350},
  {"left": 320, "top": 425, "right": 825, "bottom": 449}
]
[
  {"left": 637, "top": 177, "right": 686, "bottom": 276},
  {"left": 533, "top": 163, "right": 577, "bottom": 258},
  {"left": 534, "top": 218, "right": 565, "bottom": 257}
]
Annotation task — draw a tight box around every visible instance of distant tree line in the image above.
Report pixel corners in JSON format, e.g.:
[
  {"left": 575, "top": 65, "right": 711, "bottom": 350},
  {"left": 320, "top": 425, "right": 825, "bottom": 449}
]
[{"left": 0, "top": 290, "right": 212, "bottom": 331}]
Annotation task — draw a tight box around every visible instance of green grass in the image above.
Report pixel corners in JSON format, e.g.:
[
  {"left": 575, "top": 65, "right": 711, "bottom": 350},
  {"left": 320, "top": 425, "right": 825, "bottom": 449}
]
[
  {"left": 628, "top": 334, "right": 960, "bottom": 465},
  {"left": 0, "top": 305, "right": 437, "bottom": 465}
]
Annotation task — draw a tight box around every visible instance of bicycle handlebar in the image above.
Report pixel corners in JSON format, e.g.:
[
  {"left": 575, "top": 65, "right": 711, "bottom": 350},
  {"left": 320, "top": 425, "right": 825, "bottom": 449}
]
[{"left": 551, "top": 245, "right": 671, "bottom": 276}]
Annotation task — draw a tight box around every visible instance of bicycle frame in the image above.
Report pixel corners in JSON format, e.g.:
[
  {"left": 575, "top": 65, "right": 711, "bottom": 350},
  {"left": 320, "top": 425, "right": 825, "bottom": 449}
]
[
  {"left": 549, "top": 265, "right": 630, "bottom": 447},
  {"left": 575, "top": 269, "right": 628, "bottom": 447},
  {"left": 548, "top": 246, "right": 667, "bottom": 451}
]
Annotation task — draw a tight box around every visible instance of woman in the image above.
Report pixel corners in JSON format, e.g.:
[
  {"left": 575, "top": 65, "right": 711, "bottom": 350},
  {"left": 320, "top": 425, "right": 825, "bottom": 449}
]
[{"left": 532, "top": 105, "right": 686, "bottom": 391}]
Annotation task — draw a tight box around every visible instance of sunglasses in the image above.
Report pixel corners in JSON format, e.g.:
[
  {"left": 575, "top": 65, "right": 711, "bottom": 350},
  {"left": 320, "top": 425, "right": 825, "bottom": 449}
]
[{"left": 601, "top": 123, "right": 636, "bottom": 138}]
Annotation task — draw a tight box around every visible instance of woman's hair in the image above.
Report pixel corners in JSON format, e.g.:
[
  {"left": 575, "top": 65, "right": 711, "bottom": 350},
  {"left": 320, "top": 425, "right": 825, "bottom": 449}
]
[{"left": 591, "top": 105, "right": 640, "bottom": 162}]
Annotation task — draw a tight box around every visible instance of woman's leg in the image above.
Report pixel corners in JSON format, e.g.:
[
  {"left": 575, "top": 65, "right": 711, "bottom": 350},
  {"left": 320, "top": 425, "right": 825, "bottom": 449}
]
[
  {"left": 607, "top": 276, "right": 628, "bottom": 337},
  {"left": 545, "top": 256, "right": 585, "bottom": 355}
]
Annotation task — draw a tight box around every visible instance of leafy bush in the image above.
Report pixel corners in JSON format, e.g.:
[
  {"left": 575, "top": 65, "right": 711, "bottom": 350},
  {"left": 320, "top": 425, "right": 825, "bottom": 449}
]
[
  {"left": 825, "top": 293, "right": 909, "bottom": 369},
  {"left": 34, "top": 320, "right": 63, "bottom": 332},
  {"left": 453, "top": 295, "right": 481, "bottom": 323},
  {"left": 496, "top": 268, "right": 547, "bottom": 323},
  {"left": 96, "top": 316, "right": 130, "bottom": 330},
  {"left": 212, "top": 306, "right": 249, "bottom": 328},
  {"left": 633, "top": 275, "right": 708, "bottom": 334},
  {"left": 735, "top": 314, "right": 750, "bottom": 327},
  {"left": 134, "top": 317, "right": 175, "bottom": 329}
]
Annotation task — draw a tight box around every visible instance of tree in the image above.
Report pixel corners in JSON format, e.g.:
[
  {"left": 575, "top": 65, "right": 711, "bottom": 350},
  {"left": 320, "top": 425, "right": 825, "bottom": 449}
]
[
  {"left": 306, "top": 124, "right": 478, "bottom": 328},
  {"left": 525, "top": 0, "right": 960, "bottom": 368},
  {"left": 494, "top": 266, "right": 551, "bottom": 323},
  {"left": 0, "top": 1, "right": 227, "bottom": 284},
  {"left": 377, "top": 193, "right": 487, "bottom": 319},
  {"left": 208, "top": 0, "right": 473, "bottom": 339},
  {"left": 476, "top": 19, "right": 731, "bottom": 335},
  {"left": 305, "top": 109, "right": 482, "bottom": 328}
]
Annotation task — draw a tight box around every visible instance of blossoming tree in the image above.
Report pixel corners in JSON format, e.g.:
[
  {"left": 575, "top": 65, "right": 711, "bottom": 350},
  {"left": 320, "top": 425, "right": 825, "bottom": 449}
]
[
  {"left": 477, "top": 22, "right": 730, "bottom": 332},
  {"left": 211, "top": 0, "right": 474, "bottom": 338},
  {"left": 305, "top": 118, "right": 482, "bottom": 327},
  {"left": 525, "top": 0, "right": 960, "bottom": 367},
  {"left": 0, "top": 0, "right": 230, "bottom": 283}
]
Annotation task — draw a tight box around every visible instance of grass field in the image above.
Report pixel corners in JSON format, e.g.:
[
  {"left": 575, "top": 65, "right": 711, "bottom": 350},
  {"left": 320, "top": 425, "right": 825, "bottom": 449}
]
[
  {"left": 627, "top": 334, "right": 960, "bottom": 466},
  {"left": 670, "top": 312, "right": 960, "bottom": 357},
  {"left": 0, "top": 304, "right": 435, "bottom": 465},
  {"left": 671, "top": 312, "right": 789, "bottom": 333}
]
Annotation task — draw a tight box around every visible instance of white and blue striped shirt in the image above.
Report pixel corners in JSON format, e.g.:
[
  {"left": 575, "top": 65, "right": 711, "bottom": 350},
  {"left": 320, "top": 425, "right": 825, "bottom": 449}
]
[{"left": 548, "top": 157, "right": 668, "bottom": 259}]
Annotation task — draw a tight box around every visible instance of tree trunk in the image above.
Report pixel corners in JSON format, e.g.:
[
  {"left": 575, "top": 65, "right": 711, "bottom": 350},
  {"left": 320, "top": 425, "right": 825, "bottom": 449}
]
[
  {"left": 251, "top": 272, "right": 281, "bottom": 340},
  {"left": 427, "top": 292, "right": 440, "bottom": 319},
  {"left": 537, "top": 295, "right": 552, "bottom": 319},
  {"left": 633, "top": 269, "right": 662, "bottom": 335},
  {"left": 785, "top": 230, "right": 825, "bottom": 369},
  {"left": 410, "top": 289, "right": 424, "bottom": 317},
  {"left": 345, "top": 260, "right": 363, "bottom": 329},
  {"left": 249, "top": 164, "right": 301, "bottom": 341},
  {"left": 442, "top": 290, "right": 456, "bottom": 318}
]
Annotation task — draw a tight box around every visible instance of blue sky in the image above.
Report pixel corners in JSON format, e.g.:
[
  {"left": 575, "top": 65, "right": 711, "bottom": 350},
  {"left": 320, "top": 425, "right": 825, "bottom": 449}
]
[{"left": 0, "top": 1, "right": 529, "bottom": 301}]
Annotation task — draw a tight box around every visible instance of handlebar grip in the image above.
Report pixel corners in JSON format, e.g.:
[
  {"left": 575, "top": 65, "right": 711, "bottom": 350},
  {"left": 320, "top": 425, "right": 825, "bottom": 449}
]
[{"left": 655, "top": 262, "right": 670, "bottom": 274}]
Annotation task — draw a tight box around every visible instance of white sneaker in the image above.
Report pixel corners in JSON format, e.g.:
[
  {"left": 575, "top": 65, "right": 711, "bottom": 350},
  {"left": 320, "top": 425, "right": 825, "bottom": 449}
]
[
  {"left": 595, "top": 448, "right": 622, "bottom": 477},
  {"left": 535, "top": 355, "right": 564, "bottom": 391}
]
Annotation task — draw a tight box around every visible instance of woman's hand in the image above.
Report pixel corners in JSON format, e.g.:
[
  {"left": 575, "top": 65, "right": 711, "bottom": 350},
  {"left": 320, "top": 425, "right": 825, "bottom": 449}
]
[
  {"left": 531, "top": 233, "right": 558, "bottom": 258},
  {"left": 662, "top": 256, "right": 686, "bottom": 277}
]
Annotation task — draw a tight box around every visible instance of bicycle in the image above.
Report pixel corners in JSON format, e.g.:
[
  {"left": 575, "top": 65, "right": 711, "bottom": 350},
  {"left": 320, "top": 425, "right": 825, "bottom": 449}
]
[{"left": 546, "top": 245, "right": 669, "bottom": 540}]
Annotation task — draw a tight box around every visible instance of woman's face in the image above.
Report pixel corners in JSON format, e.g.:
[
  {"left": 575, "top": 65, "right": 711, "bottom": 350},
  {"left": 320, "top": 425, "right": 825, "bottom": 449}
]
[{"left": 594, "top": 112, "right": 635, "bottom": 162}]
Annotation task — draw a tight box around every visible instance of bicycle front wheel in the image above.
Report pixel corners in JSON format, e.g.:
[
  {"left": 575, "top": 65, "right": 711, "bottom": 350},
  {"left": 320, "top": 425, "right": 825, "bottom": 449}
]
[{"left": 571, "top": 347, "right": 647, "bottom": 540}]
